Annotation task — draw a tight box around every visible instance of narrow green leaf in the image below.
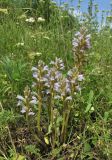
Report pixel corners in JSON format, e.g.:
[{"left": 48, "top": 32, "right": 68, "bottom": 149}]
[{"left": 85, "top": 90, "right": 94, "bottom": 113}]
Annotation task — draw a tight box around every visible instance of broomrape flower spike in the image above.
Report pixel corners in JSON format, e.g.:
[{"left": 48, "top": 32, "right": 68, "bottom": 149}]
[
  {"left": 17, "top": 86, "right": 36, "bottom": 116},
  {"left": 72, "top": 27, "right": 91, "bottom": 70},
  {"left": 72, "top": 27, "right": 91, "bottom": 53}
]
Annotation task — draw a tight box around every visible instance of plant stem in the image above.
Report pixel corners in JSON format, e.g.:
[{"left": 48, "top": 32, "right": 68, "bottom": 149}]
[
  {"left": 0, "top": 150, "right": 8, "bottom": 160},
  {"left": 61, "top": 99, "right": 66, "bottom": 143},
  {"left": 37, "top": 94, "right": 42, "bottom": 131},
  {"left": 7, "top": 126, "right": 17, "bottom": 155},
  {"left": 50, "top": 92, "right": 55, "bottom": 149}
]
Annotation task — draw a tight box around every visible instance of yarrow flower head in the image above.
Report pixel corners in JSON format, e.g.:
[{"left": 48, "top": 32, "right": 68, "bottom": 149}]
[
  {"left": 16, "top": 42, "right": 24, "bottom": 47},
  {"left": 37, "top": 17, "right": 45, "bottom": 23},
  {"left": 25, "top": 17, "right": 35, "bottom": 23}
]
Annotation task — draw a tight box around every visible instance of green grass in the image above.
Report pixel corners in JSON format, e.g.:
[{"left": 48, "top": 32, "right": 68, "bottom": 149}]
[{"left": 0, "top": 0, "right": 112, "bottom": 159}]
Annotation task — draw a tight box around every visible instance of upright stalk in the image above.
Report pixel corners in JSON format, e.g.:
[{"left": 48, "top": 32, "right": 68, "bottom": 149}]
[
  {"left": 37, "top": 93, "right": 42, "bottom": 132},
  {"left": 37, "top": 80, "right": 42, "bottom": 132}
]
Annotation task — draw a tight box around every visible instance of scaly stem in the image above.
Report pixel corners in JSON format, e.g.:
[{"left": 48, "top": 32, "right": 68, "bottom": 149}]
[
  {"left": 37, "top": 94, "right": 42, "bottom": 131},
  {"left": 50, "top": 92, "right": 54, "bottom": 127},
  {"left": 50, "top": 92, "right": 55, "bottom": 149},
  {"left": 63, "top": 107, "right": 71, "bottom": 143},
  {"left": 61, "top": 98, "right": 66, "bottom": 143}
]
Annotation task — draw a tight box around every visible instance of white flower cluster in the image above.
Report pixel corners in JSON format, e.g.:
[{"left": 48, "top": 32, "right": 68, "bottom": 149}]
[
  {"left": 25, "top": 17, "right": 35, "bottom": 23},
  {"left": 37, "top": 17, "right": 45, "bottom": 22}
]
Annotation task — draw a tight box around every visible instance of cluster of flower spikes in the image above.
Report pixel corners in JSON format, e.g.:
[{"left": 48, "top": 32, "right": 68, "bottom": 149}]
[
  {"left": 72, "top": 27, "right": 91, "bottom": 68},
  {"left": 17, "top": 58, "right": 84, "bottom": 115},
  {"left": 32, "top": 58, "right": 84, "bottom": 100}
]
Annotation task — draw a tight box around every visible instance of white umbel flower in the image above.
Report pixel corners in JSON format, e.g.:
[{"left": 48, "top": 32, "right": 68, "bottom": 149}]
[
  {"left": 26, "top": 17, "right": 35, "bottom": 23},
  {"left": 37, "top": 17, "right": 45, "bottom": 22}
]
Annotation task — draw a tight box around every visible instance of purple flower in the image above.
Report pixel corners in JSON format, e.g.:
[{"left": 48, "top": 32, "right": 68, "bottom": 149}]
[
  {"left": 41, "top": 77, "right": 48, "bottom": 82},
  {"left": 50, "top": 61, "right": 54, "bottom": 65},
  {"left": 60, "top": 63, "right": 65, "bottom": 70},
  {"left": 50, "top": 77, "right": 55, "bottom": 81},
  {"left": 54, "top": 95, "right": 61, "bottom": 100},
  {"left": 46, "top": 89, "right": 50, "bottom": 94},
  {"left": 71, "top": 79, "right": 76, "bottom": 84},
  {"left": 21, "top": 107, "right": 27, "bottom": 113},
  {"left": 17, "top": 100, "right": 23, "bottom": 106},
  {"left": 33, "top": 72, "right": 38, "bottom": 79},
  {"left": 31, "top": 67, "right": 37, "bottom": 71},
  {"left": 65, "top": 79, "right": 71, "bottom": 93},
  {"left": 32, "top": 82, "right": 37, "bottom": 87},
  {"left": 72, "top": 41, "right": 78, "bottom": 48},
  {"left": 75, "top": 31, "right": 81, "bottom": 37},
  {"left": 77, "top": 74, "right": 84, "bottom": 81},
  {"left": 28, "top": 111, "right": 35, "bottom": 116},
  {"left": 67, "top": 70, "right": 73, "bottom": 77},
  {"left": 45, "top": 82, "right": 50, "bottom": 88},
  {"left": 17, "top": 95, "right": 24, "bottom": 101},
  {"left": 30, "top": 99, "right": 37, "bottom": 105},
  {"left": 55, "top": 71, "right": 62, "bottom": 79},
  {"left": 43, "top": 65, "right": 49, "bottom": 71},
  {"left": 86, "top": 34, "right": 91, "bottom": 39},
  {"left": 32, "top": 96, "right": 37, "bottom": 100},
  {"left": 73, "top": 28, "right": 91, "bottom": 52},
  {"left": 65, "top": 96, "right": 72, "bottom": 101},
  {"left": 54, "top": 82, "right": 60, "bottom": 92},
  {"left": 72, "top": 37, "right": 79, "bottom": 47},
  {"left": 66, "top": 86, "right": 71, "bottom": 94},
  {"left": 85, "top": 39, "right": 91, "bottom": 49}
]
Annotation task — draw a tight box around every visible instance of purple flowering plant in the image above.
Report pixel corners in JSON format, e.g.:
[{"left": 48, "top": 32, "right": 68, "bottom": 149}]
[
  {"left": 17, "top": 27, "right": 91, "bottom": 148},
  {"left": 72, "top": 27, "right": 91, "bottom": 69}
]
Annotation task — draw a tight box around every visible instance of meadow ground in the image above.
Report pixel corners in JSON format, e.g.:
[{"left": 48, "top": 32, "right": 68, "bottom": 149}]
[{"left": 0, "top": 0, "right": 112, "bottom": 159}]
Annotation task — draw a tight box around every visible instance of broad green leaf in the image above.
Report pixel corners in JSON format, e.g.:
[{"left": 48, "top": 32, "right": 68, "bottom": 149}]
[
  {"left": 104, "top": 112, "right": 109, "bottom": 121},
  {"left": 84, "top": 143, "right": 91, "bottom": 152}
]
